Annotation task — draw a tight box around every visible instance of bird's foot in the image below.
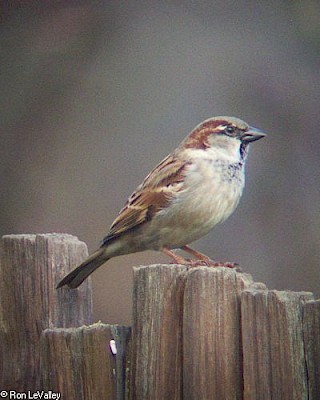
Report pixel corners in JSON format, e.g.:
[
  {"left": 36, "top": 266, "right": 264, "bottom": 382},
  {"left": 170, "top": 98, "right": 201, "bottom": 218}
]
[
  {"left": 162, "top": 246, "right": 241, "bottom": 272},
  {"left": 187, "top": 259, "right": 241, "bottom": 271},
  {"left": 180, "top": 245, "right": 241, "bottom": 271}
]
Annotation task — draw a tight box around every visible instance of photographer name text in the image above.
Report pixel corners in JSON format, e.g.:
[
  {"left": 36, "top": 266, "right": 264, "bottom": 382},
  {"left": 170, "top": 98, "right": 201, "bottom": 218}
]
[{"left": 0, "top": 391, "right": 60, "bottom": 400}]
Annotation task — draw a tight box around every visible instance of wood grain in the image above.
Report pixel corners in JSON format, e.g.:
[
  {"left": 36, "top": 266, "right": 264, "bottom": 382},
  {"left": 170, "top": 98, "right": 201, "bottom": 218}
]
[
  {"left": 0, "top": 233, "right": 92, "bottom": 390},
  {"left": 241, "top": 289, "right": 314, "bottom": 400},
  {"left": 40, "top": 323, "right": 131, "bottom": 400},
  {"left": 302, "top": 299, "right": 320, "bottom": 400},
  {"left": 1, "top": 233, "right": 319, "bottom": 399},
  {"left": 130, "top": 264, "right": 188, "bottom": 400},
  {"left": 183, "top": 267, "right": 261, "bottom": 400}
]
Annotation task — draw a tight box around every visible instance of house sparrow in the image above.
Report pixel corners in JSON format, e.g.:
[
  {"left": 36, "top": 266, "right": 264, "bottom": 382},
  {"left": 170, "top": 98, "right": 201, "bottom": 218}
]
[{"left": 57, "top": 116, "right": 266, "bottom": 289}]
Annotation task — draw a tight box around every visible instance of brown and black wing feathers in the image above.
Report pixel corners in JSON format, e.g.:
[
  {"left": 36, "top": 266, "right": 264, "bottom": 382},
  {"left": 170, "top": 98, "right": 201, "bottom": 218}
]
[{"left": 102, "top": 154, "right": 188, "bottom": 245}]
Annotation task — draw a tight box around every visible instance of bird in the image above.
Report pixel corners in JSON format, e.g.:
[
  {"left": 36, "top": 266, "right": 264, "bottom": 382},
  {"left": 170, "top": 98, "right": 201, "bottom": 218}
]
[{"left": 57, "top": 116, "right": 266, "bottom": 289}]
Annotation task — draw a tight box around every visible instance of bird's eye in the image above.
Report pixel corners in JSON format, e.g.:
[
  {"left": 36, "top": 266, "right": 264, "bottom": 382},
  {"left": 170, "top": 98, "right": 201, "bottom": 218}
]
[{"left": 225, "top": 126, "right": 236, "bottom": 134}]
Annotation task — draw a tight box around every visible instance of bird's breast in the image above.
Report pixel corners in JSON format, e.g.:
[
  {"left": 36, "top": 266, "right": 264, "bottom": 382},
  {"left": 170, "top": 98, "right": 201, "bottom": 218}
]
[
  {"left": 181, "top": 158, "right": 244, "bottom": 224},
  {"left": 151, "top": 157, "right": 245, "bottom": 248}
]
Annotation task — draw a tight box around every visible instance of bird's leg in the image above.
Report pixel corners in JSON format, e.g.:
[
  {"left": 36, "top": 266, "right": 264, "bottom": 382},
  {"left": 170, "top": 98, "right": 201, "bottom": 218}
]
[
  {"left": 181, "top": 245, "right": 239, "bottom": 269},
  {"left": 181, "top": 245, "right": 212, "bottom": 263},
  {"left": 162, "top": 246, "right": 240, "bottom": 270},
  {"left": 161, "top": 247, "right": 188, "bottom": 264}
]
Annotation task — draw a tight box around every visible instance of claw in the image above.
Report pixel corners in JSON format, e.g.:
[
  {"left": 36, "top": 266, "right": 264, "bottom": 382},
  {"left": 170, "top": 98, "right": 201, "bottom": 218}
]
[{"left": 162, "top": 246, "right": 241, "bottom": 272}]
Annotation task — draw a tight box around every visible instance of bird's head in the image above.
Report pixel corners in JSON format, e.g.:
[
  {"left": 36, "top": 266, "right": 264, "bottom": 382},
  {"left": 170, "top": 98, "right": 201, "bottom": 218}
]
[{"left": 181, "top": 116, "right": 266, "bottom": 160}]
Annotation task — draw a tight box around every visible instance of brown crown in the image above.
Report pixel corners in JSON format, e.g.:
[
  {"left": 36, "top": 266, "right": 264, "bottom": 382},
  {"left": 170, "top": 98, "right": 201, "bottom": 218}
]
[{"left": 180, "top": 116, "right": 248, "bottom": 150}]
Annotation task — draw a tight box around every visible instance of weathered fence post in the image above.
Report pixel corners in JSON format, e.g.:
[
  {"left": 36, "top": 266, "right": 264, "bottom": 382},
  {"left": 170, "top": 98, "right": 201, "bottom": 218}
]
[
  {"left": 241, "top": 289, "right": 314, "bottom": 400},
  {"left": 302, "top": 299, "right": 320, "bottom": 400},
  {"left": 0, "top": 234, "right": 92, "bottom": 390},
  {"left": 112, "top": 325, "right": 132, "bottom": 399},
  {"left": 40, "top": 323, "right": 131, "bottom": 400},
  {"left": 183, "top": 266, "right": 265, "bottom": 399},
  {"left": 130, "top": 264, "right": 188, "bottom": 400},
  {"left": 1, "top": 233, "right": 319, "bottom": 399}
]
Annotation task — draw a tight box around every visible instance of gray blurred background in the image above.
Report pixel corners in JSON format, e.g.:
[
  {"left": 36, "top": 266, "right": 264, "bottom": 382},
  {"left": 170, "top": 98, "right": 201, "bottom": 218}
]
[{"left": 1, "top": 1, "right": 319, "bottom": 325}]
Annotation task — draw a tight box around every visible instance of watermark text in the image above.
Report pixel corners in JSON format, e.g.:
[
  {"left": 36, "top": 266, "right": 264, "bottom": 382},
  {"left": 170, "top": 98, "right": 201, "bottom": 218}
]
[{"left": 0, "top": 390, "right": 61, "bottom": 399}]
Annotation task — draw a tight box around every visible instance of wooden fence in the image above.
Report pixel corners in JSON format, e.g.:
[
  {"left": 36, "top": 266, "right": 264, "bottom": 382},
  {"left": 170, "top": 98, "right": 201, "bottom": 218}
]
[{"left": 0, "top": 233, "right": 319, "bottom": 399}]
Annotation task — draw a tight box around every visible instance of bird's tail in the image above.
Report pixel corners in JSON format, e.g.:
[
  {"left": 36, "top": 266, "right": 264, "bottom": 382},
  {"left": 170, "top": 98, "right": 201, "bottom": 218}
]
[{"left": 56, "top": 248, "right": 109, "bottom": 289}]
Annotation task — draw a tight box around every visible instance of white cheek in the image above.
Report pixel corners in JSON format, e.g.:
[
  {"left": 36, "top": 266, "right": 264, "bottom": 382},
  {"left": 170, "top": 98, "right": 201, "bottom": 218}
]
[
  {"left": 184, "top": 137, "right": 242, "bottom": 164},
  {"left": 206, "top": 136, "right": 242, "bottom": 162}
]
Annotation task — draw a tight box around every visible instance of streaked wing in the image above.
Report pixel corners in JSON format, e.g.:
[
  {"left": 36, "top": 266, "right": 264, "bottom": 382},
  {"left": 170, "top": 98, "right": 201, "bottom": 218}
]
[{"left": 102, "top": 154, "right": 189, "bottom": 244}]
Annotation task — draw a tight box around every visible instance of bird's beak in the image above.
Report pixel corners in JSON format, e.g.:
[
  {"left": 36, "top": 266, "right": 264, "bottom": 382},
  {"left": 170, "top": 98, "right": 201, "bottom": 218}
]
[{"left": 241, "top": 127, "right": 266, "bottom": 143}]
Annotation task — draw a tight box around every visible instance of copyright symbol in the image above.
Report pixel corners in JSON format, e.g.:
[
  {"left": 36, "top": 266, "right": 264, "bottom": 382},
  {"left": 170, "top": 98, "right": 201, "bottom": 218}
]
[{"left": 0, "top": 391, "right": 7, "bottom": 398}]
